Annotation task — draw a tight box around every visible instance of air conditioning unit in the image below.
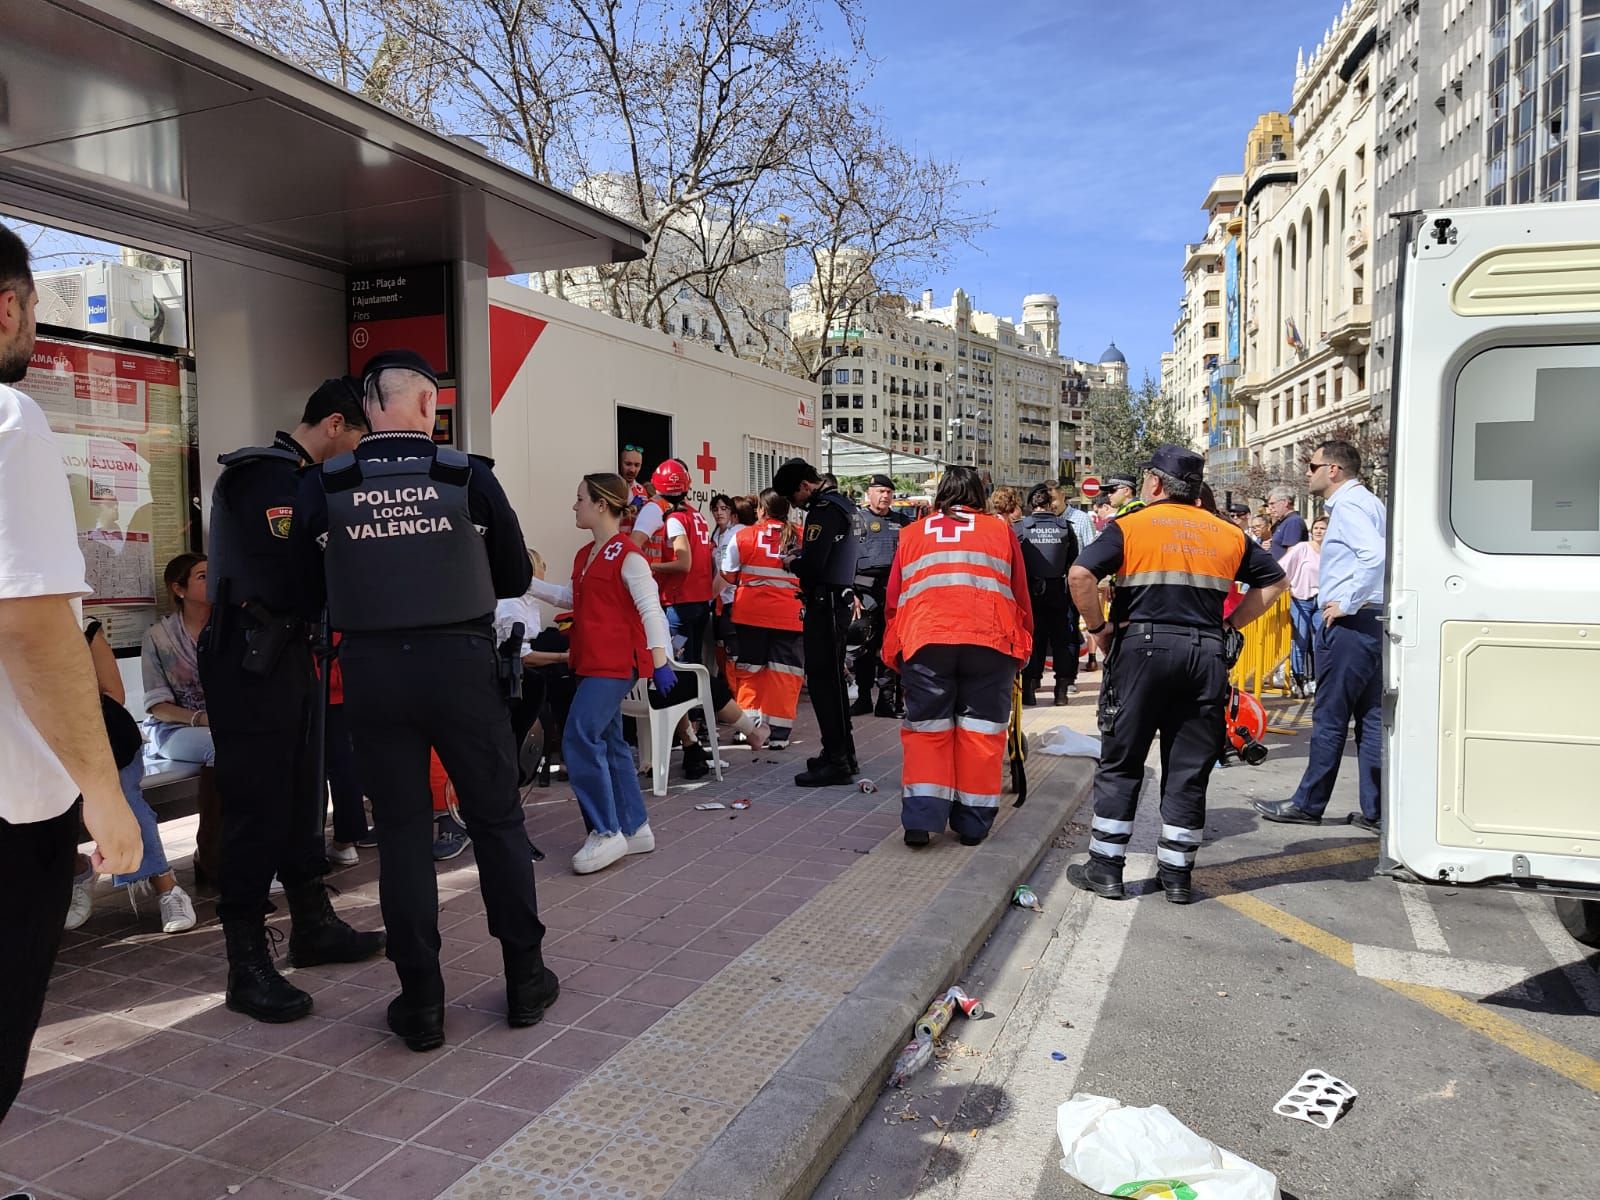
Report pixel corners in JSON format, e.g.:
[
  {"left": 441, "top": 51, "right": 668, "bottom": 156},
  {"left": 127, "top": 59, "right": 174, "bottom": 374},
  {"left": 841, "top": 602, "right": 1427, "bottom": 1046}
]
[{"left": 33, "top": 263, "right": 170, "bottom": 342}]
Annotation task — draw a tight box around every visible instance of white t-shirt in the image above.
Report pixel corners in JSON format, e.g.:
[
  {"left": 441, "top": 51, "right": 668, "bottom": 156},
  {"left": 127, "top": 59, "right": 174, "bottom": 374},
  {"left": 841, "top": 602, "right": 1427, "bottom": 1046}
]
[
  {"left": 0, "top": 382, "right": 92, "bottom": 823},
  {"left": 631, "top": 502, "right": 689, "bottom": 544}
]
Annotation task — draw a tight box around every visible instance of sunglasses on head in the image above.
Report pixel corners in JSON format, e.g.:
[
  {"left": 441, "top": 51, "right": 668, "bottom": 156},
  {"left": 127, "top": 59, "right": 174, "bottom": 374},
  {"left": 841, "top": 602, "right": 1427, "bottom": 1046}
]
[{"left": 622, "top": 443, "right": 644, "bottom": 454}]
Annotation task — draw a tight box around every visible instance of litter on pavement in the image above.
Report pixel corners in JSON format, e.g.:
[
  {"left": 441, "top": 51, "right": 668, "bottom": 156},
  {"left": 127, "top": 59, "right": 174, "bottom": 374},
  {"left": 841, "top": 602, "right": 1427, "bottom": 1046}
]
[
  {"left": 1274, "top": 1069, "right": 1358, "bottom": 1129},
  {"left": 731, "top": 798, "right": 751, "bottom": 810},
  {"left": 1034, "top": 726, "right": 1102, "bottom": 759},
  {"left": 694, "top": 802, "right": 728, "bottom": 811},
  {"left": 889, "top": 1035, "right": 933, "bottom": 1087},
  {"left": 858, "top": 779, "right": 879, "bottom": 793},
  {"left": 1057, "top": 1093, "right": 1280, "bottom": 1199},
  {"left": 1013, "top": 884, "right": 1044, "bottom": 912},
  {"left": 1051, "top": 1051, "right": 1068, "bottom": 1061}
]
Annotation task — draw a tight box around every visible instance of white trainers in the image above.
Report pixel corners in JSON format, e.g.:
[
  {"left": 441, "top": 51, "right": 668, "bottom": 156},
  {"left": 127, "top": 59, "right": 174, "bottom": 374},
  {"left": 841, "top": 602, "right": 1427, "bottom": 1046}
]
[
  {"left": 64, "top": 867, "right": 94, "bottom": 931},
  {"left": 624, "top": 822, "right": 656, "bottom": 855},
  {"left": 571, "top": 830, "right": 628, "bottom": 875},
  {"left": 269, "top": 875, "right": 284, "bottom": 896},
  {"left": 327, "top": 843, "right": 359, "bottom": 867},
  {"left": 158, "top": 885, "right": 197, "bottom": 934}
]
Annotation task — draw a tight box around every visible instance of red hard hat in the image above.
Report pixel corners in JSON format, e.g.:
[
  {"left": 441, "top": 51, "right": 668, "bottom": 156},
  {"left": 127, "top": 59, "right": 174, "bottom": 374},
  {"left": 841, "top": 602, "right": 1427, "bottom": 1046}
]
[
  {"left": 651, "top": 460, "right": 690, "bottom": 496},
  {"left": 1226, "top": 687, "right": 1269, "bottom": 764}
]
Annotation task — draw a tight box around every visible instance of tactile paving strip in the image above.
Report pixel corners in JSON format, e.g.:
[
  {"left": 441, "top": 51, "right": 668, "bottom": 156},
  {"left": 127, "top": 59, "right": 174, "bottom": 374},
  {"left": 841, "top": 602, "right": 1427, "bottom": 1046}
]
[{"left": 443, "top": 750, "right": 1068, "bottom": 1199}]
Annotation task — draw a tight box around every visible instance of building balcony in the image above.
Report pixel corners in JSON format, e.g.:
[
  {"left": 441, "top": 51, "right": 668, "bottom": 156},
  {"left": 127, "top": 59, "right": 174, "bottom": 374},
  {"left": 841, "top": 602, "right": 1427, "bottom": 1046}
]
[{"left": 1325, "top": 303, "right": 1372, "bottom": 352}]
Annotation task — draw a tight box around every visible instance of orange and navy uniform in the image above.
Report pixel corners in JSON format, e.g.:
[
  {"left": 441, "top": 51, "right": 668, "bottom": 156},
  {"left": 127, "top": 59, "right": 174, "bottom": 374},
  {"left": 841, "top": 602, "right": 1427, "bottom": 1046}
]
[
  {"left": 881, "top": 506, "right": 1034, "bottom": 841},
  {"left": 723, "top": 518, "right": 804, "bottom": 739}
]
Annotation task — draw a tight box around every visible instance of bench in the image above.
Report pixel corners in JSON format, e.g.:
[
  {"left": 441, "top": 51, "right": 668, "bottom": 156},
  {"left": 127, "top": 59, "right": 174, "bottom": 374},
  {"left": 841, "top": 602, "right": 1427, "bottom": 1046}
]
[{"left": 118, "top": 656, "right": 203, "bottom": 817}]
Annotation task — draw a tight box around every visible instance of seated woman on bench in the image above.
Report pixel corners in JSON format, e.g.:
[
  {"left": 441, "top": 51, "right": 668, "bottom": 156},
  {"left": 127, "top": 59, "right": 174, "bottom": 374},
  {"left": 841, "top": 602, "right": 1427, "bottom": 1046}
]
[{"left": 141, "top": 553, "right": 216, "bottom": 766}]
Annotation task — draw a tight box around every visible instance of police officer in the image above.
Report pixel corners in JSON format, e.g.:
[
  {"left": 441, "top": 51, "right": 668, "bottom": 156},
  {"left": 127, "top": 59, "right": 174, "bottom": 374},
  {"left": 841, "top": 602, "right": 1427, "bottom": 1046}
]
[
  {"left": 1017, "top": 483, "right": 1081, "bottom": 707},
  {"left": 1103, "top": 470, "right": 1142, "bottom": 517},
  {"left": 1066, "top": 446, "right": 1286, "bottom": 904},
  {"left": 848, "top": 474, "right": 909, "bottom": 718},
  {"left": 289, "top": 349, "right": 556, "bottom": 1051},
  {"left": 773, "top": 458, "right": 861, "bottom": 786},
  {"left": 200, "top": 378, "right": 386, "bottom": 1023}
]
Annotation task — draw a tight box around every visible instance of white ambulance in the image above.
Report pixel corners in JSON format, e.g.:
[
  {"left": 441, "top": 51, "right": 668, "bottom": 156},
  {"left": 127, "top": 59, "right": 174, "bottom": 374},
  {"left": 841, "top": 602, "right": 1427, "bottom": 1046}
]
[{"left": 1385, "top": 202, "right": 1600, "bottom": 946}]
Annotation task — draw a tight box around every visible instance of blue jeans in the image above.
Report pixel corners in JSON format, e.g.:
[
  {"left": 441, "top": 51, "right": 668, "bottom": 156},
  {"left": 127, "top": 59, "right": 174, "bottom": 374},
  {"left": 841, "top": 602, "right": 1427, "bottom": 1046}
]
[
  {"left": 113, "top": 759, "right": 172, "bottom": 886},
  {"left": 1289, "top": 595, "right": 1322, "bottom": 681},
  {"left": 567, "top": 675, "right": 649, "bottom": 837},
  {"left": 1290, "top": 610, "right": 1382, "bottom": 820},
  {"left": 147, "top": 722, "right": 216, "bottom": 765}
]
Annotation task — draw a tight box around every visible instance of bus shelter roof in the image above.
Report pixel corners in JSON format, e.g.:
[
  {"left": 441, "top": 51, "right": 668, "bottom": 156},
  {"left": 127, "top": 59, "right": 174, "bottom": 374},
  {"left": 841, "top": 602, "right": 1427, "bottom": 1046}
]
[
  {"left": 820, "top": 430, "right": 944, "bottom": 480},
  {"left": 0, "top": 0, "right": 649, "bottom": 274}
]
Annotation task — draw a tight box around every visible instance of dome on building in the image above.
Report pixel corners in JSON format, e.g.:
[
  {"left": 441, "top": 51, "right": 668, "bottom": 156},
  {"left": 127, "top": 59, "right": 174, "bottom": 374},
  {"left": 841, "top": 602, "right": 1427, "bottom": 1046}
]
[{"left": 1098, "top": 342, "right": 1126, "bottom": 365}]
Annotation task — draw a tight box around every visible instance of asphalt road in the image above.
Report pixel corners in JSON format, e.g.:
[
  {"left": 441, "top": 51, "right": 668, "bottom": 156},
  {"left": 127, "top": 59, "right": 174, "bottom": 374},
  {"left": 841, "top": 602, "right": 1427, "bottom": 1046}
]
[{"left": 813, "top": 692, "right": 1600, "bottom": 1200}]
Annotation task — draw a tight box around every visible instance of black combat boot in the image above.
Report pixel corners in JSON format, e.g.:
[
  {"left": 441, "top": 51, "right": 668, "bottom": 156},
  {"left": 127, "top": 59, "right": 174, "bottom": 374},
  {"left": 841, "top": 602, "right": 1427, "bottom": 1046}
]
[
  {"left": 849, "top": 690, "right": 874, "bottom": 716},
  {"left": 505, "top": 946, "right": 562, "bottom": 1028},
  {"left": 807, "top": 752, "right": 859, "bottom": 775},
  {"left": 286, "top": 879, "right": 386, "bottom": 968},
  {"left": 1158, "top": 868, "right": 1194, "bottom": 905},
  {"left": 681, "top": 742, "right": 711, "bottom": 780},
  {"left": 223, "top": 919, "right": 313, "bottom": 1023},
  {"left": 1021, "top": 680, "right": 1039, "bottom": 707},
  {"left": 794, "top": 755, "right": 855, "bottom": 787},
  {"left": 387, "top": 966, "right": 445, "bottom": 1051},
  {"left": 1053, "top": 684, "right": 1072, "bottom": 706},
  {"left": 1066, "top": 857, "right": 1125, "bottom": 900},
  {"left": 874, "top": 690, "right": 898, "bottom": 718}
]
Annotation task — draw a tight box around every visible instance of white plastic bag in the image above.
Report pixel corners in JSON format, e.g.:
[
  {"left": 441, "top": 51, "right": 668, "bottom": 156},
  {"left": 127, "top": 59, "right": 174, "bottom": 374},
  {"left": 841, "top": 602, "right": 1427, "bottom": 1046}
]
[
  {"left": 1057, "top": 1094, "right": 1280, "bottom": 1200},
  {"left": 1035, "top": 726, "right": 1102, "bottom": 759}
]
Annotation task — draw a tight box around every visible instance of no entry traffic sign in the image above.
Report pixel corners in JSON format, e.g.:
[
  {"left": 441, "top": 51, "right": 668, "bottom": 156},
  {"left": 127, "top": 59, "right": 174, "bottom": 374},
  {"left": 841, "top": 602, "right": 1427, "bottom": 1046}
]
[{"left": 1080, "top": 476, "right": 1101, "bottom": 498}]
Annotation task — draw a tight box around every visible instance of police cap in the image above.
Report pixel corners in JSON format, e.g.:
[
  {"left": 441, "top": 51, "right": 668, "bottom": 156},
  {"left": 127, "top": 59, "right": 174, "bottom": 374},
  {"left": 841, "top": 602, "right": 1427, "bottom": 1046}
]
[
  {"left": 772, "top": 458, "right": 820, "bottom": 499},
  {"left": 1226, "top": 500, "right": 1251, "bottom": 516},
  {"left": 360, "top": 349, "right": 439, "bottom": 388},
  {"left": 1137, "top": 444, "right": 1205, "bottom": 484},
  {"left": 1103, "top": 471, "right": 1138, "bottom": 493},
  {"left": 868, "top": 474, "right": 895, "bottom": 491}
]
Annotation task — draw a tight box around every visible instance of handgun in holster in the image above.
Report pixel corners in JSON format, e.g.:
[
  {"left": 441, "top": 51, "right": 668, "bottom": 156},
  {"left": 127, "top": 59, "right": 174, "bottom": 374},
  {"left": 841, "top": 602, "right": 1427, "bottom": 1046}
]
[
  {"left": 497, "top": 621, "right": 526, "bottom": 702},
  {"left": 240, "top": 601, "right": 302, "bottom": 676},
  {"left": 1096, "top": 636, "right": 1123, "bottom": 736}
]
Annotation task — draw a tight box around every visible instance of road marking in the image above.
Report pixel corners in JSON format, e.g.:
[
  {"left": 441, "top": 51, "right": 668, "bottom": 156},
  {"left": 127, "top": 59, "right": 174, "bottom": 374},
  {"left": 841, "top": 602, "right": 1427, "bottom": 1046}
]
[
  {"left": 1198, "top": 841, "right": 1377, "bottom": 888},
  {"left": 1398, "top": 883, "right": 1451, "bottom": 953},
  {"left": 1215, "top": 888, "right": 1600, "bottom": 1093},
  {"left": 1513, "top": 892, "right": 1600, "bottom": 1015},
  {"left": 1352, "top": 943, "right": 1542, "bottom": 1001}
]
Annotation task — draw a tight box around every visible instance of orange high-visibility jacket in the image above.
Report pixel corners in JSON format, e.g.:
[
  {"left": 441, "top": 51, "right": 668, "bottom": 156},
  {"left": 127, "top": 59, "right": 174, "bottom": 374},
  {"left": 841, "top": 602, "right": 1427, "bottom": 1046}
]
[
  {"left": 728, "top": 519, "right": 803, "bottom": 631},
  {"left": 882, "top": 506, "right": 1033, "bottom": 665}
]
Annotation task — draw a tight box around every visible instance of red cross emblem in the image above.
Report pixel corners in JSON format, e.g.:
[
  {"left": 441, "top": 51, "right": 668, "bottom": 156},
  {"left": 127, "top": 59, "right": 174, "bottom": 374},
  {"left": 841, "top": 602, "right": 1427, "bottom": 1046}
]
[
  {"left": 695, "top": 440, "right": 717, "bottom": 484},
  {"left": 925, "top": 510, "right": 975, "bottom": 543}
]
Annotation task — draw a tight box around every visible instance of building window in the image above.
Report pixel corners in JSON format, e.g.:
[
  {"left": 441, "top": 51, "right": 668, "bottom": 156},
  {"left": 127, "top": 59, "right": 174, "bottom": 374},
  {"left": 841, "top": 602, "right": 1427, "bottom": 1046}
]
[
  {"left": 822, "top": 394, "right": 833, "bottom": 409},
  {"left": 834, "top": 369, "right": 849, "bottom": 384},
  {"left": 1204, "top": 323, "right": 1220, "bottom": 338},
  {"left": 852, "top": 369, "right": 863, "bottom": 384},
  {"left": 853, "top": 394, "right": 865, "bottom": 409},
  {"left": 852, "top": 418, "right": 864, "bottom": 434},
  {"left": 1204, "top": 290, "right": 1221, "bottom": 307},
  {"left": 871, "top": 370, "right": 878, "bottom": 384}
]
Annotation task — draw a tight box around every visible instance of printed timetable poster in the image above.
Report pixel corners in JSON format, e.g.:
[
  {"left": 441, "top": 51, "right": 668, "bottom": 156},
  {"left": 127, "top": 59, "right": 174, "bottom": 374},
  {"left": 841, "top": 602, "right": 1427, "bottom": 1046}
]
[{"left": 23, "top": 337, "right": 188, "bottom": 627}]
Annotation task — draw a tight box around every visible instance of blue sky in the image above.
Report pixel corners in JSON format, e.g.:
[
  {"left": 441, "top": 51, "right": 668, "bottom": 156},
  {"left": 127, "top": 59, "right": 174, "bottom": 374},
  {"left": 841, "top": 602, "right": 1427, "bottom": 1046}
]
[{"left": 850, "top": 0, "right": 1342, "bottom": 382}]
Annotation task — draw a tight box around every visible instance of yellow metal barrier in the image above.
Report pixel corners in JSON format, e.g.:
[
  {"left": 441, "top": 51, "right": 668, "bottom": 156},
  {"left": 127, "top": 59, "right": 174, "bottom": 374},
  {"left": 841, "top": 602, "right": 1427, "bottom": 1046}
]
[{"left": 1229, "top": 592, "right": 1293, "bottom": 700}]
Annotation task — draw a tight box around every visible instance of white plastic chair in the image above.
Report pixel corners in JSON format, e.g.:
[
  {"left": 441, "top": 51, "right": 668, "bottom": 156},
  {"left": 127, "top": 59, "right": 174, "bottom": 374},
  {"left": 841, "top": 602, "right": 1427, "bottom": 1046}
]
[{"left": 620, "top": 657, "right": 723, "bottom": 796}]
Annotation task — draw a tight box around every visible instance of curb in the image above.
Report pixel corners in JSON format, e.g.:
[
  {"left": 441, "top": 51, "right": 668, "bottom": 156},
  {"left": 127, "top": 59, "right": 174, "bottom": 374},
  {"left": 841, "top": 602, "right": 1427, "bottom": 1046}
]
[{"left": 664, "top": 756, "right": 1095, "bottom": 1200}]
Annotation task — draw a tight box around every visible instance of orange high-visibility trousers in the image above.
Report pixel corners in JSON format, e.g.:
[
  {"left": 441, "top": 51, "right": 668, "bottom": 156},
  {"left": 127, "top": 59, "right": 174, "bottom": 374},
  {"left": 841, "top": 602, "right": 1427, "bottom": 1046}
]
[
  {"left": 899, "top": 643, "right": 1018, "bottom": 843},
  {"left": 732, "top": 624, "right": 804, "bottom": 742}
]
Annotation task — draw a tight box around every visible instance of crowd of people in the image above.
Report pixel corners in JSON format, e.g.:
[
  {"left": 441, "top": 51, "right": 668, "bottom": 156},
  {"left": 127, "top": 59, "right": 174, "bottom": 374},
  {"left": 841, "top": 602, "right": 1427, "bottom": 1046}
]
[{"left": 0, "top": 217, "right": 1385, "bottom": 1123}]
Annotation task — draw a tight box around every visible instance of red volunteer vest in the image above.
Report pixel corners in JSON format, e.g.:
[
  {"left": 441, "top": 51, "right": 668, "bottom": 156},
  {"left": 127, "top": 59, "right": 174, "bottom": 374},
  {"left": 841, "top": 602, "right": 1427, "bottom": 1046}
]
[
  {"left": 730, "top": 519, "right": 802, "bottom": 632},
  {"left": 568, "top": 534, "right": 652, "bottom": 680},
  {"left": 654, "top": 505, "right": 714, "bottom": 606}
]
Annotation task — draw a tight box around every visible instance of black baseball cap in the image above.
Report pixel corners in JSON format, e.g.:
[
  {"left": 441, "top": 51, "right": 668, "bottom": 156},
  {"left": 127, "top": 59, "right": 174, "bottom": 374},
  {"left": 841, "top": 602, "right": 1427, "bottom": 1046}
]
[
  {"left": 1137, "top": 444, "right": 1205, "bottom": 484},
  {"left": 1103, "top": 472, "right": 1138, "bottom": 492},
  {"left": 868, "top": 474, "right": 895, "bottom": 490},
  {"left": 360, "top": 349, "right": 439, "bottom": 388}
]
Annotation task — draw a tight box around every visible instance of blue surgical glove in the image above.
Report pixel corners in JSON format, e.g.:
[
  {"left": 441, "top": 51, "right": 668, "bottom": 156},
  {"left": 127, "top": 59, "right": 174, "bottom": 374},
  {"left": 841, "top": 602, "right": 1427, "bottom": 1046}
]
[
  {"left": 652, "top": 664, "right": 678, "bottom": 694},
  {"left": 631, "top": 493, "right": 647, "bottom": 510}
]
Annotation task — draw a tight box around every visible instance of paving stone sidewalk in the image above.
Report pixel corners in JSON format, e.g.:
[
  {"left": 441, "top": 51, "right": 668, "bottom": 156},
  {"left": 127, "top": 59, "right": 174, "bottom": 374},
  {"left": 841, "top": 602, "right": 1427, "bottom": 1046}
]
[{"left": 1, "top": 673, "right": 1101, "bottom": 1200}]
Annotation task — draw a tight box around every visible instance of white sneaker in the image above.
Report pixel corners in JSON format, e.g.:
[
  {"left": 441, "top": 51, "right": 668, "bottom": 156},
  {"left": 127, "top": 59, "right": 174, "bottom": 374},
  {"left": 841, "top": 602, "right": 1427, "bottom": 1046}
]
[
  {"left": 64, "top": 867, "right": 94, "bottom": 931},
  {"left": 158, "top": 885, "right": 197, "bottom": 934},
  {"left": 745, "top": 720, "right": 770, "bottom": 751},
  {"left": 328, "top": 843, "right": 359, "bottom": 867},
  {"left": 571, "top": 831, "right": 628, "bottom": 875},
  {"left": 269, "top": 875, "right": 284, "bottom": 896},
  {"left": 624, "top": 823, "right": 656, "bottom": 855}
]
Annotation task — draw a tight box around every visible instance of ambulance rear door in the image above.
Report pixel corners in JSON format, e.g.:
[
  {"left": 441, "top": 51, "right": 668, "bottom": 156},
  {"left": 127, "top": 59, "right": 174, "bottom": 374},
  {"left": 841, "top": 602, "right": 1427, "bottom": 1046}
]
[{"left": 1386, "top": 203, "right": 1600, "bottom": 892}]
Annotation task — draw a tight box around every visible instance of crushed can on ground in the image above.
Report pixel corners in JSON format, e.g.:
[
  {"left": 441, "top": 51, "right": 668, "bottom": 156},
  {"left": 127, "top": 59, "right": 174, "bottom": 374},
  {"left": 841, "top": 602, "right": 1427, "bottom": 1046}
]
[{"left": 1013, "top": 884, "right": 1043, "bottom": 912}]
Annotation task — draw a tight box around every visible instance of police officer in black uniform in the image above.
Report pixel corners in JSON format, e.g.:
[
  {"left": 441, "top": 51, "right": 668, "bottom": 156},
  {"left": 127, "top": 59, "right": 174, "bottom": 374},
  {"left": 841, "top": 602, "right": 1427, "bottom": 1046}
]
[
  {"left": 847, "top": 474, "right": 909, "bottom": 718},
  {"left": 773, "top": 458, "right": 861, "bottom": 787},
  {"left": 288, "top": 349, "right": 557, "bottom": 1052},
  {"left": 1066, "top": 447, "right": 1286, "bottom": 904},
  {"left": 1017, "top": 483, "right": 1082, "bottom": 708},
  {"left": 200, "top": 378, "right": 386, "bottom": 1024}
]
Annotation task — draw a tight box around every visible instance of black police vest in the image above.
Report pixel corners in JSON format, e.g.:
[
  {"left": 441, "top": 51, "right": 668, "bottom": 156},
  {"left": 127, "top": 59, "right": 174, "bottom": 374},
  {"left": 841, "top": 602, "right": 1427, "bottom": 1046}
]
[
  {"left": 853, "top": 506, "right": 903, "bottom": 576},
  {"left": 207, "top": 445, "right": 303, "bottom": 610},
  {"left": 319, "top": 447, "right": 496, "bottom": 632},
  {"left": 1018, "top": 514, "right": 1075, "bottom": 579},
  {"left": 813, "top": 489, "right": 862, "bottom": 589}
]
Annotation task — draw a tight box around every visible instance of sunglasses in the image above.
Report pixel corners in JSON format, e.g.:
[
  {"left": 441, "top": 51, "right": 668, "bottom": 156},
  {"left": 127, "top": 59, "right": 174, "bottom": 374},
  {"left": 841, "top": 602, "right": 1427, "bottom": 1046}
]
[{"left": 1305, "top": 459, "right": 1328, "bottom": 472}]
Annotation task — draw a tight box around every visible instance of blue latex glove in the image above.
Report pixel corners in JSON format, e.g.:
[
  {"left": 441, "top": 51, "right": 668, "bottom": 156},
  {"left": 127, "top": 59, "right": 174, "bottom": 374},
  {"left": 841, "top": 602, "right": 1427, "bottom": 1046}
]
[
  {"left": 631, "top": 493, "right": 647, "bottom": 510},
  {"left": 652, "top": 664, "right": 678, "bottom": 694}
]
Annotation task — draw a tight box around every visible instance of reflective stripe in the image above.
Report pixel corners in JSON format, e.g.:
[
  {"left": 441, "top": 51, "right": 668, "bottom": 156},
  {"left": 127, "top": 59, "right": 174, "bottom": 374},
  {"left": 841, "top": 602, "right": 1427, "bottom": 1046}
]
[
  {"left": 735, "top": 661, "right": 764, "bottom": 673},
  {"left": 905, "top": 784, "right": 957, "bottom": 800},
  {"left": 1092, "top": 816, "right": 1134, "bottom": 836},
  {"left": 899, "top": 572, "right": 1015, "bottom": 605},
  {"left": 1157, "top": 845, "right": 1197, "bottom": 868},
  {"left": 744, "top": 578, "right": 799, "bottom": 589},
  {"left": 1118, "top": 570, "right": 1232, "bottom": 592},
  {"left": 1089, "top": 836, "right": 1126, "bottom": 860},
  {"left": 767, "top": 662, "right": 805, "bottom": 678},
  {"left": 1160, "top": 824, "right": 1204, "bottom": 846},
  {"left": 904, "top": 718, "right": 955, "bottom": 734},
  {"left": 742, "top": 564, "right": 796, "bottom": 580},
  {"left": 955, "top": 716, "right": 1008, "bottom": 736},
  {"left": 902, "top": 550, "right": 1012, "bottom": 581},
  {"left": 956, "top": 790, "right": 1001, "bottom": 809}
]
